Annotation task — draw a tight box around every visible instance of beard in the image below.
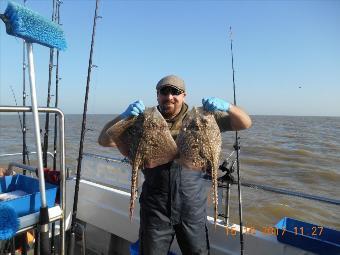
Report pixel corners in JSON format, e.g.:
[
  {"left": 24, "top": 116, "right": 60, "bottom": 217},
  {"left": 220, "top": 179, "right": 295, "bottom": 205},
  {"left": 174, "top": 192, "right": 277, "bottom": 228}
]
[{"left": 159, "top": 100, "right": 177, "bottom": 119}]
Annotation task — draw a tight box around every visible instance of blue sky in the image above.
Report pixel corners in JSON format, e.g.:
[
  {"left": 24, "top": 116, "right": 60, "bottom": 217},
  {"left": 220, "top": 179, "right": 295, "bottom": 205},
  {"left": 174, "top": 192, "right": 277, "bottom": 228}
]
[{"left": 1, "top": 0, "right": 339, "bottom": 116}]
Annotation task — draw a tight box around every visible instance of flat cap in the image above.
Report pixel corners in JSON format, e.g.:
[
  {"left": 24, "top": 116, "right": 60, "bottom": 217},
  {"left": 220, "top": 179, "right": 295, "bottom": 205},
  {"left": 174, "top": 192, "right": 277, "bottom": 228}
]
[{"left": 156, "top": 75, "right": 186, "bottom": 92}]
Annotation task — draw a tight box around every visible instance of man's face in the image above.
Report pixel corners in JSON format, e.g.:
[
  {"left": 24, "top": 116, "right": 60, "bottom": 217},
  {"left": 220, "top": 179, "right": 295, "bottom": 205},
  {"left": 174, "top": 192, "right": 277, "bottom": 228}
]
[{"left": 157, "top": 86, "right": 186, "bottom": 119}]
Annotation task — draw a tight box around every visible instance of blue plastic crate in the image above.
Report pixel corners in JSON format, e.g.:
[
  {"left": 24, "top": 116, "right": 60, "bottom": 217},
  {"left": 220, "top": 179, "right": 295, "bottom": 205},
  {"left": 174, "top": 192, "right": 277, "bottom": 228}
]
[
  {"left": 275, "top": 217, "right": 340, "bottom": 255},
  {"left": 0, "top": 174, "right": 57, "bottom": 217},
  {"left": 130, "top": 240, "right": 176, "bottom": 255}
]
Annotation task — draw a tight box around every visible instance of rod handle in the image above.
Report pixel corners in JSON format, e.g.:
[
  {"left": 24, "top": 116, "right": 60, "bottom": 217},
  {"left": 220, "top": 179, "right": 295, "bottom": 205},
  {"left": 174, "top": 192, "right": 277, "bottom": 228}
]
[
  {"left": 67, "top": 232, "right": 76, "bottom": 255},
  {"left": 39, "top": 206, "right": 51, "bottom": 255}
]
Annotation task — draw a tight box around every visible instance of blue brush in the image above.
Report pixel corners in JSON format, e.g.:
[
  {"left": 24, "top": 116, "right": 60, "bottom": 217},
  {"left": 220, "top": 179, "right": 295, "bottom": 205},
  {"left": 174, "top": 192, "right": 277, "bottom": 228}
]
[
  {"left": 1, "top": 2, "right": 67, "bottom": 254},
  {"left": 0, "top": 1, "right": 66, "bottom": 50},
  {"left": 0, "top": 204, "right": 19, "bottom": 240}
]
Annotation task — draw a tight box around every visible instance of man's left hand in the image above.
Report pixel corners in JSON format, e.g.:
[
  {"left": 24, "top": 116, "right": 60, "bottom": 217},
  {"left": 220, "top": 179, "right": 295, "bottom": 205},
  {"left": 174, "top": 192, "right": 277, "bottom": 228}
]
[{"left": 202, "top": 97, "right": 231, "bottom": 112}]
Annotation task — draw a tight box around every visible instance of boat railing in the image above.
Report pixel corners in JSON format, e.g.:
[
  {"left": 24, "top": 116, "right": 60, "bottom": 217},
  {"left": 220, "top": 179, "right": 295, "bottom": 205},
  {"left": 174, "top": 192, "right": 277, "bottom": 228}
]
[
  {"left": 0, "top": 151, "right": 55, "bottom": 160},
  {"left": 82, "top": 152, "right": 340, "bottom": 207}
]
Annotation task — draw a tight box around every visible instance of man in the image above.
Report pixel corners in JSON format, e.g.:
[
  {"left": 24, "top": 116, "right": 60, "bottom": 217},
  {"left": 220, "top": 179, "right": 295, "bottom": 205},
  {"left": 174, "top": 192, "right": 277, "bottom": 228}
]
[{"left": 98, "top": 75, "right": 251, "bottom": 254}]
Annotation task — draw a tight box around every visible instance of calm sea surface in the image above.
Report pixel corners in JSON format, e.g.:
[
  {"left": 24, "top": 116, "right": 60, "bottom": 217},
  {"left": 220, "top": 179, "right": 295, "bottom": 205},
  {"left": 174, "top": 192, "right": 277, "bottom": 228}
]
[{"left": 0, "top": 114, "right": 339, "bottom": 230}]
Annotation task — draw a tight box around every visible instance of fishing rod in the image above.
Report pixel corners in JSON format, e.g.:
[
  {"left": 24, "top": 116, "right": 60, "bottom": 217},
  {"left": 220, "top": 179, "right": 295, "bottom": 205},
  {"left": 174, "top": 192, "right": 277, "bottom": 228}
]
[
  {"left": 51, "top": 1, "right": 62, "bottom": 254},
  {"left": 21, "top": 1, "right": 30, "bottom": 168},
  {"left": 21, "top": 3, "right": 31, "bottom": 254},
  {"left": 53, "top": 0, "right": 62, "bottom": 172},
  {"left": 229, "top": 26, "right": 245, "bottom": 255},
  {"left": 68, "top": 0, "right": 101, "bottom": 253},
  {"left": 9, "top": 86, "right": 30, "bottom": 167},
  {"left": 42, "top": 0, "right": 57, "bottom": 168},
  {"left": 20, "top": 3, "right": 34, "bottom": 254}
]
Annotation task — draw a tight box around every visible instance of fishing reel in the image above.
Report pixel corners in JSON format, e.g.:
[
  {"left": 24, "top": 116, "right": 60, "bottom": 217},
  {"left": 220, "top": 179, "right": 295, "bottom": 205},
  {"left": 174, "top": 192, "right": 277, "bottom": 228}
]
[
  {"left": 218, "top": 137, "right": 241, "bottom": 184},
  {"left": 203, "top": 140, "right": 240, "bottom": 183},
  {"left": 218, "top": 157, "right": 236, "bottom": 184}
]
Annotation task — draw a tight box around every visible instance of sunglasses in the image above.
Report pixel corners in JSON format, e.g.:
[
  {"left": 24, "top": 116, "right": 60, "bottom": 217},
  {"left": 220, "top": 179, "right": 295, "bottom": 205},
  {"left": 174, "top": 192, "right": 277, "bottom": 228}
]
[{"left": 159, "top": 86, "right": 183, "bottom": 96}]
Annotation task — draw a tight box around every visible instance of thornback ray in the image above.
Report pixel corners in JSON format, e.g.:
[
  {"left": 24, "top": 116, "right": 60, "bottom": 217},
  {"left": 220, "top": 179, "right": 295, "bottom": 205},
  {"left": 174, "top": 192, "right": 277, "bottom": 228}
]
[
  {"left": 107, "top": 107, "right": 178, "bottom": 220},
  {"left": 176, "top": 107, "right": 222, "bottom": 225}
]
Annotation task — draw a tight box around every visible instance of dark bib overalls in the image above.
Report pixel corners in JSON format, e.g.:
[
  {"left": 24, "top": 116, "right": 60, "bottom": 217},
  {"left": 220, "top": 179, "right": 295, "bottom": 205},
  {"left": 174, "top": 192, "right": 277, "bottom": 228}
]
[
  {"left": 139, "top": 104, "right": 210, "bottom": 255},
  {"left": 139, "top": 163, "right": 209, "bottom": 255}
]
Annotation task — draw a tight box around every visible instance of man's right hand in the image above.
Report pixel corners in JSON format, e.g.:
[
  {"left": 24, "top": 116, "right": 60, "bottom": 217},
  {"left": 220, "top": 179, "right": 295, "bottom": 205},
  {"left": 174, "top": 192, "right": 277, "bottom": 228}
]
[{"left": 120, "top": 100, "right": 145, "bottom": 119}]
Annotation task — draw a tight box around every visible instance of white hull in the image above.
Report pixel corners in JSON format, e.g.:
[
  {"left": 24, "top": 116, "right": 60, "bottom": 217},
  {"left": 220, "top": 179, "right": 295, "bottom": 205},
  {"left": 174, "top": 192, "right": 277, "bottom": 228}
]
[{"left": 64, "top": 153, "right": 317, "bottom": 255}]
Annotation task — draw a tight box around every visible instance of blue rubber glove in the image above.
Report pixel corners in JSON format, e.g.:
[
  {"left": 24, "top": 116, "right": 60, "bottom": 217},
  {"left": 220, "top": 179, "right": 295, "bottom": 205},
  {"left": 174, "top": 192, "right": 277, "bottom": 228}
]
[
  {"left": 120, "top": 100, "right": 145, "bottom": 119},
  {"left": 202, "top": 97, "right": 231, "bottom": 112}
]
